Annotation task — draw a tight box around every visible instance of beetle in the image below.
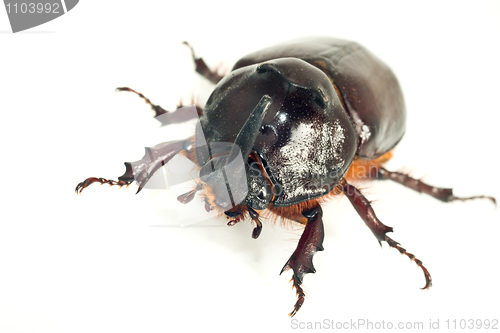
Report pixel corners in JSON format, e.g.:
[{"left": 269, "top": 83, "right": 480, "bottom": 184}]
[{"left": 75, "top": 37, "right": 495, "bottom": 317}]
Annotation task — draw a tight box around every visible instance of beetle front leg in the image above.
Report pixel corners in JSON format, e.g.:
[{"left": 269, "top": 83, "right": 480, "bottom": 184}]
[
  {"left": 116, "top": 87, "right": 203, "bottom": 126},
  {"left": 183, "top": 42, "right": 225, "bottom": 84},
  {"left": 76, "top": 139, "right": 190, "bottom": 194},
  {"left": 369, "top": 167, "right": 496, "bottom": 205},
  {"left": 280, "top": 206, "right": 325, "bottom": 317},
  {"left": 340, "top": 179, "right": 432, "bottom": 290}
]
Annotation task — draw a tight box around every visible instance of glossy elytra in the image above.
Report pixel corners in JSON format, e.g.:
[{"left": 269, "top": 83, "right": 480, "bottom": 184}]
[{"left": 76, "top": 38, "right": 495, "bottom": 317}]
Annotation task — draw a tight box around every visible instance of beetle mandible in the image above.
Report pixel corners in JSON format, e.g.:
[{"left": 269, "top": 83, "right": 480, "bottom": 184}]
[{"left": 76, "top": 37, "right": 495, "bottom": 317}]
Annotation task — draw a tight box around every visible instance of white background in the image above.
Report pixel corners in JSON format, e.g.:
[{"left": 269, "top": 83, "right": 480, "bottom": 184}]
[{"left": 1, "top": 1, "right": 499, "bottom": 332}]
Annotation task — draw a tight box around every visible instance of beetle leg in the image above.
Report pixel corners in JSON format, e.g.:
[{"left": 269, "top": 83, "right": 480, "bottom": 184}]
[
  {"left": 116, "top": 87, "right": 203, "bottom": 126},
  {"left": 340, "top": 179, "right": 432, "bottom": 290},
  {"left": 183, "top": 42, "right": 225, "bottom": 84},
  {"left": 280, "top": 206, "right": 325, "bottom": 317},
  {"left": 371, "top": 167, "right": 496, "bottom": 205},
  {"left": 75, "top": 139, "right": 190, "bottom": 195}
]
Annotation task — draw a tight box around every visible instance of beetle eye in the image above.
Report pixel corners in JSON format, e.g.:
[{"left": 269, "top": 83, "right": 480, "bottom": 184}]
[{"left": 259, "top": 125, "right": 272, "bottom": 135}]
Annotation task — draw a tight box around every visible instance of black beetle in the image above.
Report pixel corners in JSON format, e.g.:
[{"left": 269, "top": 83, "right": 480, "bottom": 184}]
[{"left": 76, "top": 37, "right": 495, "bottom": 317}]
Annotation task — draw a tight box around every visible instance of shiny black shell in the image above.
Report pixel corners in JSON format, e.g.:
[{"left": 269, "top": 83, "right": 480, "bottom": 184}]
[
  {"left": 197, "top": 37, "right": 406, "bottom": 208},
  {"left": 233, "top": 37, "right": 406, "bottom": 159}
]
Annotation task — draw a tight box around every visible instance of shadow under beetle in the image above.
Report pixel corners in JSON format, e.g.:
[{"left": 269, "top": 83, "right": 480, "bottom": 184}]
[{"left": 76, "top": 37, "right": 495, "bottom": 317}]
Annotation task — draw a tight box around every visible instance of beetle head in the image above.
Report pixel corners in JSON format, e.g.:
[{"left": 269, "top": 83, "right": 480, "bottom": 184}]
[{"left": 197, "top": 57, "right": 358, "bottom": 210}]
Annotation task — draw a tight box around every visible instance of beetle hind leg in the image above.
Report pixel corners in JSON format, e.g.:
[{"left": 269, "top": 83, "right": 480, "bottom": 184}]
[
  {"left": 280, "top": 206, "right": 325, "bottom": 317},
  {"left": 341, "top": 179, "right": 432, "bottom": 289},
  {"left": 373, "top": 167, "right": 496, "bottom": 205}
]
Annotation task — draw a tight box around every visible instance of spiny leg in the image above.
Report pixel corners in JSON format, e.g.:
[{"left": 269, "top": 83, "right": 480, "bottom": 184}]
[
  {"left": 340, "top": 179, "right": 432, "bottom": 290},
  {"left": 370, "top": 167, "right": 496, "bottom": 205},
  {"left": 183, "top": 41, "right": 225, "bottom": 84},
  {"left": 280, "top": 206, "right": 325, "bottom": 317},
  {"left": 75, "top": 139, "right": 190, "bottom": 195},
  {"left": 116, "top": 87, "right": 203, "bottom": 126}
]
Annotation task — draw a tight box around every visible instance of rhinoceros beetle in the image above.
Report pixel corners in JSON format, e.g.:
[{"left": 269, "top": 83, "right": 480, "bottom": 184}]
[{"left": 76, "top": 37, "right": 495, "bottom": 317}]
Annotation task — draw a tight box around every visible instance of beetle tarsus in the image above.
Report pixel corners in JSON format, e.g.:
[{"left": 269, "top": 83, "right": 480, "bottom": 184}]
[
  {"left": 182, "top": 41, "right": 225, "bottom": 84},
  {"left": 376, "top": 167, "right": 496, "bottom": 205},
  {"left": 289, "top": 277, "right": 306, "bottom": 317},
  {"left": 385, "top": 235, "right": 433, "bottom": 289},
  {"left": 280, "top": 206, "right": 324, "bottom": 317},
  {"left": 448, "top": 195, "right": 496, "bottom": 206},
  {"left": 116, "top": 86, "right": 203, "bottom": 125},
  {"left": 75, "top": 177, "right": 132, "bottom": 194},
  {"left": 341, "top": 179, "right": 433, "bottom": 290},
  {"left": 116, "top": 87, "right": 168, "bottom": 117}
]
